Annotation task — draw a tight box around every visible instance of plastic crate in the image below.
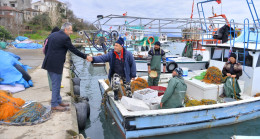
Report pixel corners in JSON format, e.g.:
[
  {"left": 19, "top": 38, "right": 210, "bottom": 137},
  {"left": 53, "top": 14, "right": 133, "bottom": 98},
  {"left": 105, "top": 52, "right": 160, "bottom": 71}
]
[{"left": 148, "top": 86, "right": 167, "bottom": 96}]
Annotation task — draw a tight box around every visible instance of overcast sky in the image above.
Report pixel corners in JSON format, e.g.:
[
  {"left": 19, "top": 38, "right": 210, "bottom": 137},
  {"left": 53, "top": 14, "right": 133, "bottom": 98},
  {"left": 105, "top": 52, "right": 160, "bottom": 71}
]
[{"left": 32, "top": 0, "right": 260, "bottom": 29}]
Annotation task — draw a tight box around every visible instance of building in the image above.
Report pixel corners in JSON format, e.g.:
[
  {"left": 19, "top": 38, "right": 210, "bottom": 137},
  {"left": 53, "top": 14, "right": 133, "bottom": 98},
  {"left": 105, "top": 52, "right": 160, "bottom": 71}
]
[
  {"left": 32, "top": 0, "right": 66, "bottom": 15},
  {"left": 0, "top": 0, "right": 32, "bottom": 11},
  {"left": 0, "top": 6, "right": 23, "bottom": 34},
  {"left": 22, "top": 8, "right": 40, "bottom": 22}
]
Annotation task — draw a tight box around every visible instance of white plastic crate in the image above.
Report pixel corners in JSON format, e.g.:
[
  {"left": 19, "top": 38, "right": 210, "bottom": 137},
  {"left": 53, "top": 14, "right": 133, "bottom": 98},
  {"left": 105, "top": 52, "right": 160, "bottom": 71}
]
[
  {"left": 121, "top": 96, "right": 150, "bottom": 111},
  {"left": 133, "top": 88, "right": 158, "bottom": 100}
]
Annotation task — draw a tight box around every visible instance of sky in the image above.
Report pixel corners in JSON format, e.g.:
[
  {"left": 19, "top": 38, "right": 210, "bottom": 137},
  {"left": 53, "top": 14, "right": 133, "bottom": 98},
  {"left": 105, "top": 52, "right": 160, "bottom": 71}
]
[{"left": 32, "top": 0, "right": 260, "bottom": 31}]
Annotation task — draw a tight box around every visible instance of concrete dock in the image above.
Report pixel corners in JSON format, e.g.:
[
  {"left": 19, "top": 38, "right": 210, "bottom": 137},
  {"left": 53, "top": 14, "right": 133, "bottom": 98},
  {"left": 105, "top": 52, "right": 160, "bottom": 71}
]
[{"left": 0, "top": 48, "right": 79, "bottom": 139}]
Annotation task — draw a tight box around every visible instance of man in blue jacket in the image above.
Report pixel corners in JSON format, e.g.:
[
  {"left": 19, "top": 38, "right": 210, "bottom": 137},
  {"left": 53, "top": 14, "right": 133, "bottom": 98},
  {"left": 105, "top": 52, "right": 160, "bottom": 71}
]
[
  {"left": 87, "top": 37, "right": 136, "bottom": 100},
  {"left": 42, "top": 22, "right": 88, "bottom": 111}
]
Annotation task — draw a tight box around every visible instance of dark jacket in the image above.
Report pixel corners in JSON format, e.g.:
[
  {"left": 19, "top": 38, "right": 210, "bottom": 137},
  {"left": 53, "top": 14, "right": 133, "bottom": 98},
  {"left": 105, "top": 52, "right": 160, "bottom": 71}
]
[
  {"left": 42, "top": 30, "right": 87, "bottom": 74},
  {"left": 222, "top": 61, "right": 242, "bottom": 79},
  {"left": 92, "top": 48, "right": 136, "bottom": 83}
]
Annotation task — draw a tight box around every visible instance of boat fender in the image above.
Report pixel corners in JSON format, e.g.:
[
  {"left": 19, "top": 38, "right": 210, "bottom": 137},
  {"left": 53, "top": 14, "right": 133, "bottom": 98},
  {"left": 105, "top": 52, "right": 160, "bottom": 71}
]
[
  {"left": 166, "top": 62, "right": 178, "bottom": 73},
  {"left": 73, "top": 85, "right": 80, "bottom": 96},
  {"left": 14, "top": 63, "right": 31, "bottom": 81},
  {"left": 75, "top": 100, "right": 90, "bottom": 130},
  {"left": 147, "top": 36, "right": 155, "bottom": 44},
  {"left": 72, "top": 77, "right": 81, "bottom": 86}
]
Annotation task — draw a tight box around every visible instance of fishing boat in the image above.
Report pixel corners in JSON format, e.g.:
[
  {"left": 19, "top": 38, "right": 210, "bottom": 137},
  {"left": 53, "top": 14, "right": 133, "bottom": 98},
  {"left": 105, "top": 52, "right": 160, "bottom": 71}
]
[{"left": 98, "top": 15, "right": 260, "bottom": 138}]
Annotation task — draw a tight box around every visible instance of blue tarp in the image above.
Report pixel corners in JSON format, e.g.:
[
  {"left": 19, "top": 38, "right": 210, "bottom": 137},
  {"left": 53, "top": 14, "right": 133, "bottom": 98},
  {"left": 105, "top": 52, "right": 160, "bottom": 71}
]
[
  {"left": 229, "top": 28, "right": 260, "bottom": 43},
  {"left": 14, "top": 43, "right": 42, "bottom": 49},
  {"left": 15, "top": 36, "right": 29, "bottom": 41},
  {"left": 6, "top": 52, "right": 21, "bottom": 60},
  {"left": 0, "top": 50, "right": 33, "bottom": 88}
]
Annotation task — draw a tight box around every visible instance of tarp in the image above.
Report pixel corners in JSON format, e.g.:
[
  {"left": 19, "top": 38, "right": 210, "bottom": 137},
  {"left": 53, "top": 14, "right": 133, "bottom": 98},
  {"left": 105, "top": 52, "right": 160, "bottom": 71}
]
[
  {"left": 14, "top": 43, "right": 42, "bottom": 49},
  {"left": 228, "top": 28, "right": 260, "bottom": 43},
  {"left": 15, "top": 36, "right": 28, "bottom": 41},
  {"left": 0, "top": 42, "right": 7, "bottom": 49},
  {"left": 0, "top": 50, "right": 33, "bottom": 88},
  {"left": 6, "top": 52, "right": 21, "bottom": 60}
]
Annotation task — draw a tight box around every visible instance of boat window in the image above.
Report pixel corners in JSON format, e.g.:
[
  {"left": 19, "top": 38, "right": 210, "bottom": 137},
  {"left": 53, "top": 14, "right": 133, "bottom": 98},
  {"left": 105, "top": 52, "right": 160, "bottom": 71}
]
[
  {"left": 211, "top": 48, "right": 222, "bottom": 61},
  {"left": 223, "top": 49, "right": 230, "bottom": 62},
  {"left": 256, "top": 54, "right": 260, "bottom": 67},
  {"left": 237, "top": 50, "right": 253, "bottom": 67}
]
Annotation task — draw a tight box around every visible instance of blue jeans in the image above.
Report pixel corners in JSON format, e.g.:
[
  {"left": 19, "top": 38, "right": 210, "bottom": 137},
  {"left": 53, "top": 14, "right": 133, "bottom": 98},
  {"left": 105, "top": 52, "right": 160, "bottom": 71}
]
[{"left": 48, "top": 71, "right": 62, "bottom": 107}]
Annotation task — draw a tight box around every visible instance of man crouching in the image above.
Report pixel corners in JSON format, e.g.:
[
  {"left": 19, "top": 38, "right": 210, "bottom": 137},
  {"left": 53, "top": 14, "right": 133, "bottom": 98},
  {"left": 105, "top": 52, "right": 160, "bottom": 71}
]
[{"left": 160, "top": 68, "right": 187, "bottom": 109}]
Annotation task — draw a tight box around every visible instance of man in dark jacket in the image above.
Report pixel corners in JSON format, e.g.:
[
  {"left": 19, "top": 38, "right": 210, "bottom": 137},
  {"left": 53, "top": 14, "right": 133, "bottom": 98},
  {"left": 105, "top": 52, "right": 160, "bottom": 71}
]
[
  {"left": 87, "top": 37, "right": 136, "bottom": 100},
  {"left": 42, "top": 22, "right": 88, "bottom": 111},
  {"left": 147, "top": 41, "right": 166, "bottom": 86}
]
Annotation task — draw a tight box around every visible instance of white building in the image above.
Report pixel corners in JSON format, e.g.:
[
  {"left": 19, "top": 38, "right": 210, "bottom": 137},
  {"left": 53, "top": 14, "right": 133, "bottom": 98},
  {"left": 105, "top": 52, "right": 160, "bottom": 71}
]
[
  {"left": 32, "top": 0, "right": 66, "bottom": 15},
  {"left": 0, "top": 0, "right": 32, "bottom": 10}
]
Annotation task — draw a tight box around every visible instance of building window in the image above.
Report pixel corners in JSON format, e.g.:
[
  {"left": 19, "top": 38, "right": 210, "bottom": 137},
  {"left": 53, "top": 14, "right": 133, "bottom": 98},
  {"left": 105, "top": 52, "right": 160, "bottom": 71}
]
[
  {"left": 11, "top": 4, "right": 15, "bottom": 7},
  {"left": 4, "top": 4, "right": 7, "bottom": 6},
  {"left": 34, "top": 5, "right": 38, "bottom": 9}
]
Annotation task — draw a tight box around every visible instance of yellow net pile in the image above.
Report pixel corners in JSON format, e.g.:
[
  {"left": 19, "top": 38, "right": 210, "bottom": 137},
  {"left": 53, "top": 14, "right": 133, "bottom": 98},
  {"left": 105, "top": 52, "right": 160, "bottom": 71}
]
[
  {"left": 254, "top": 93, "right": 260, "bottom": 97},
  {"left": 0, "top": 90, "right": 25, "bottom": 121},
  {"left": 202, "top": 66, "right": 227, "bottom": 84},
  {"left": 185, "top": 99, "right": 217, "bottom": 107}
]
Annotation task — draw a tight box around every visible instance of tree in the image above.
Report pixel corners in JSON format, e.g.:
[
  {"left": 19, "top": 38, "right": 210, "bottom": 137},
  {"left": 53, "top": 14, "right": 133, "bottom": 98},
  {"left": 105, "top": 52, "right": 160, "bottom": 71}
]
[
  {"left": 0, "top": 26, "right": 13, "bottom": 40},
  {"left": 30, "top": 13, "right": 51, "bottom": 30}
]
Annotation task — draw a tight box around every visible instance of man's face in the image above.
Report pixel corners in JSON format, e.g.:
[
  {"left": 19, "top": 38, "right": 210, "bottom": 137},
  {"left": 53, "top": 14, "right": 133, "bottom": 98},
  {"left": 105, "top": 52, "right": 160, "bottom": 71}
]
[
  {"left": 229, "top": 57, "right": 236, "bottom": 64},
  {"left": 114, "top": 43, "right": 122, "bottom": 53},
  {"left": 154, "top": 44, "right": 160, "bottom": 50},
  {"left": 172, "top": 71, "right": 178, "bottom": 77},
  {"left": 64, "top": 26, "right": 73, "bottom": 36}
]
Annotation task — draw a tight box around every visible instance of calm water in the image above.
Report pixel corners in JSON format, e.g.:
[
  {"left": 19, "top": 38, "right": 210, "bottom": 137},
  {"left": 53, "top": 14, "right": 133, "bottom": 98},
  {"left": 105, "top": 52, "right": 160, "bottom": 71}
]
[{"left": 71, "top": 52, "right": 260, "bottom": 139}]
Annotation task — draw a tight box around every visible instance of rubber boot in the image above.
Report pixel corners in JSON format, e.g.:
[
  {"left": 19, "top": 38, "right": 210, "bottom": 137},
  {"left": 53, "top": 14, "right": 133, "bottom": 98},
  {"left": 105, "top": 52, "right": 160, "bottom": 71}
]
[{"left": 114, "top": 90, "right": 119, "bottom": 101}]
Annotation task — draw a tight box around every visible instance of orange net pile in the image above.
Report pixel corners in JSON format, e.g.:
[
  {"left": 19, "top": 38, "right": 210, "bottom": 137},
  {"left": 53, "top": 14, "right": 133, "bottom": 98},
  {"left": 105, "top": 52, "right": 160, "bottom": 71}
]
[
  {"left": 202, "top": 66, "right": 227, "bottom": 84},
  {"left": 0, "top": 90, "right": 25, "bottom": 121},
  {"left": 131, "top": 78, "right": 148, "bottom": 93}
]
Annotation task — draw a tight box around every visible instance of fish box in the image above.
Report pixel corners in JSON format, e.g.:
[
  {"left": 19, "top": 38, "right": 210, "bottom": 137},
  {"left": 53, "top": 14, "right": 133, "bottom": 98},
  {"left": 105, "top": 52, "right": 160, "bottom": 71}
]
[
  {"left": 133, "top": 88, "right": 158, "bottom": 100},
  {"left": 185, "top": 79, "right": 244, "bottom": 101},
  {"left": 121, "top": 96, "right": 150, "bottom": 111}
]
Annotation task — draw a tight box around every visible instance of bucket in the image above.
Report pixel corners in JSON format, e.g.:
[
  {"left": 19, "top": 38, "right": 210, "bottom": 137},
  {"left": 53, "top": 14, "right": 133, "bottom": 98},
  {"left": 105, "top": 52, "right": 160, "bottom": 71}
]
[{"left": 182, "top": 67, "right": 188, "bottom": 76}]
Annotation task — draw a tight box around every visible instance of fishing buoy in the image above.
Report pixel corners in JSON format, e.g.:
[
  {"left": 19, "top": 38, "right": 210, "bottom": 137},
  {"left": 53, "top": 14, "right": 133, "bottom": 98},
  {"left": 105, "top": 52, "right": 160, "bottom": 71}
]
[
  {"left": 147, "top": 36, "right": 155, "bottom": 44},
  {"left": 73, "top": 85, "right": 80, "bottom": 96},
  {"left": 166, "top": 62, "right": 178, "bottom": 73},
  {"left": 72, "top": 77, "right": 81, "bottom": 86},
  {"left": 75, "top": 100, "right": 90, "bottom": 130},
  {"left": 14, "top": 63, "right": 31, "bottom": 81}
]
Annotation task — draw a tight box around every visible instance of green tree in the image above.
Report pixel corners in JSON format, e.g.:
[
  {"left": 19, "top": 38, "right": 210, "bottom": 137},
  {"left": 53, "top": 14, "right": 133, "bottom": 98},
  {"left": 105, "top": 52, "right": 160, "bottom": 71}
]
[
  {"left": 30, "top": 13, "right": 51, "bottom": 30},
  {"left": 0, "top": 26, "right": 13, "bottom": 40}
]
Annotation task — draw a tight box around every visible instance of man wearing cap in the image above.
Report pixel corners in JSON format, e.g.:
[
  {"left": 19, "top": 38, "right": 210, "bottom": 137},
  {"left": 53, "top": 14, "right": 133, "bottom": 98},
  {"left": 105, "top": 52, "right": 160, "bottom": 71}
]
[
  {"left": 147, "top": 41, "right": 166, "bottom": 86},
  {"left": 160, "top": 68, "right": 187, "bottom": 109},
  {"left": 87, "top": 37, "right": 136, "bottom": 100},
  {"left": 222, "top": 53, "right": 242, "bottom": 99}
]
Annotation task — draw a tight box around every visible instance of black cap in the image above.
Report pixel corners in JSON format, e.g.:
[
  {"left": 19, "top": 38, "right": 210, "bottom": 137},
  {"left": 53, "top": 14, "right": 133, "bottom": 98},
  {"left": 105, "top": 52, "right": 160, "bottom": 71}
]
[
  {"left": 230, "top": 53, "right": 237, "bottom": 59},
  {"left": 154, "top": 41, "right": 161, "bottom": 46}
]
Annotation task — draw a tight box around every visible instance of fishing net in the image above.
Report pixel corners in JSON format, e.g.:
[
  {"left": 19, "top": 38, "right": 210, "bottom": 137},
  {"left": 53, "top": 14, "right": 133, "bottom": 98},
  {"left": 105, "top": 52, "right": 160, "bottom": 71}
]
[
  {"left": 0, "top": 90, "right": 25, "bottom": 121},
  {"left": 131, "top": 78, "right": 148, "bottom": 93},
  {"left": 201, "top": 99, "right": 217, "bottom": 105},
  {"left": 7, "top": 102, "right": 46, "bottom": 123},
  {"left": 202, "top": 66, "right": 227, "bottom": 84},
  {"left": 194, "top": 71, "right": 206, "bottom": 80},
  {"left": 254, "top": 93, "right": 260, "bottom": 97},
  {"left": 185, "top": 100, "right": 202, "bottom": 107}
]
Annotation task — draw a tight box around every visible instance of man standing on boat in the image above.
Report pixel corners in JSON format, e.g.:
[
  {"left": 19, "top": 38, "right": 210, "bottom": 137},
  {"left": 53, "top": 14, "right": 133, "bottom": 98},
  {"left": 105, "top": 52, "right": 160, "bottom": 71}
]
[
  {"left": 160, "top": 68, "right": 187, "bottom": 109},
  {"left": 147, "top": 41, "right": 166, "bottom": 86},
  {"left": 42, "top": 22, "right": 89, "bottom": 111},
  {"left": 87, "top": 37, "right": 136, "bottom": 100}
]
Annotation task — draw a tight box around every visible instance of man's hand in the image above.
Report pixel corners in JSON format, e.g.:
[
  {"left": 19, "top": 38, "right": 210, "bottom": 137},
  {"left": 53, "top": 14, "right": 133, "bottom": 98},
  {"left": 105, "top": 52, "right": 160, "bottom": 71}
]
[
  {"left": 163, "top": 66, "right": 166, "bottom": 73},
  {"left": 226, "top": 73, "right": 231, "bottom": 77},
  {"left": 86, "top": 56, "right": 93, "bottom": 62},
  {"left": 160, "top": 102, "right": 163, "bottom": 108},
  {"left": 231, "top": 75, "right": 236, "bottom": 78}
]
